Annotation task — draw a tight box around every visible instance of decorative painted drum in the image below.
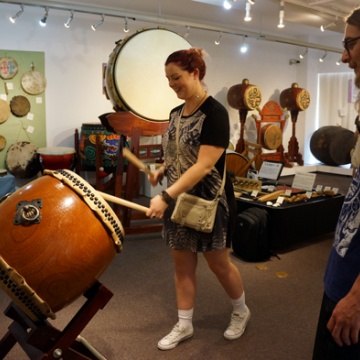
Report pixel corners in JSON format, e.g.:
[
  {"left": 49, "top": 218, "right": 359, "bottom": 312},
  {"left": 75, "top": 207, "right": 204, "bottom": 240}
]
[
  {"left": 21, "top": 64, "right": 46, "bottom": 95},
  {"left": 0, "top": 57, "right": 18, "bottom": 80},
  {"left": 5, "top": 141, "right": 41, "bottom": 178},
  {"left": 0, "top": 169, "right": 124, "bottom": 321},
  {"left": 280, "top": 83, "right": 310, "bottom": 111},
  {"left": 80, "top": 122, "right": 121, "bottom": 173},
  {"left": 227, "top": 79, "right": 262, "bottom": 111},
  {"left": 37, "top": 147, "right": 76, "bottom": 170},
  {"left": 105, "top": 28, "right": 191, "bottom": 121},
  {"left": 260, "top": 124, "right": 283, "bottom": 150}
]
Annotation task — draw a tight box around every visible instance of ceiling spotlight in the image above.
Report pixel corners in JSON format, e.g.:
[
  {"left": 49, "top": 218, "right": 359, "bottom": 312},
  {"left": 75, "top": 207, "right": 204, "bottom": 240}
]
[
  {"left": 336, "top": 58, "right": 342, "bottom": 66},
  {"left": 248, "top": 0, "right": 255, "bottom": 4},
  {"left": 240, "top": 36, "right": 248, "bottom": 53},
  {"left": 9, "top": 4, "right": 24, "bottom": 24},
  {"left": 91, "top": 14, "right": 105, "bottom": 31},
  {"left": 123, "top": 17, "right": 129, "bottom": 33},
  {"left": 320, "top": 21, "right": 336, "bottom": 32},
  {"left": 223, "top": 0, "right": 236, "bottom": 10},
  {"left": 278, "top": 1, "right": 285, "bottom": 29},
  {"left": 319, "top": 51, "right": 327, "bottom": 62},
  {"left": 299, "top": 48, "right": 308, "bottom": 59},
  {"left": 64, "top": 10, "right": 74, "bottom": 29},
  {"left": 39, "top": 7, "right": 49, "bottom": 27},
  {"left": 244, "top": 2, "right": 252, "bottom": 22},
  {"left": 215, "top": 32, "right": 222, "bottom": 45}
]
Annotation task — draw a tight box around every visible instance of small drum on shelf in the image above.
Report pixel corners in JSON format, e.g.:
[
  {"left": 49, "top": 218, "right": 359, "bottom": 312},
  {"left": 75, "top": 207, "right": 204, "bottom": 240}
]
[
  {"left": 37, "top": 147, "right": 76, "bottom": 171},
  {"left": 0, "top": 169, "right": 124, "bottom": 321},
  {"left": 105, "top": 28, "right": 191, "bottom": 121},
  {"left": 80, "top": 122, "right": 121, "bottom": 173},
  {"left": 260, "top": 124, "right": 283, "bottom": 150},
  {"left": 5, "top": 141, "right": 41, "bottom": 178}
]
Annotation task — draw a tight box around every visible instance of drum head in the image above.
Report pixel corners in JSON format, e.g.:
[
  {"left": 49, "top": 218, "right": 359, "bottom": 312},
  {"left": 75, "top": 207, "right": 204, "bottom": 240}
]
[
  {"left": 261, "top": 124, "right": 282, "bottom": 150},
  {"left": 21, "top": 70, "right": 46, "bottom": 95},
  {"left": 0, "top": 57, "right": 18, "bottom": 80},
  {"left": 0, "top": 99, "right": 10, "bottom": 123},
  {"left": 10, "top": 95, "right": 31, "bottom": 117},
  {"left": 5, "top": 141, "right": 41, "bottom": 178},
  {"left": 106, "top": 28, "right": 191, "bottom": 121}
]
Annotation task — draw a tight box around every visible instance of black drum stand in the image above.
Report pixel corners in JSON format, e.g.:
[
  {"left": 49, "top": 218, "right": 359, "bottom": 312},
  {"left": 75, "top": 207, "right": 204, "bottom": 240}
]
[{"left": 0, "top": 281, "right": 113, "bottom": 359}]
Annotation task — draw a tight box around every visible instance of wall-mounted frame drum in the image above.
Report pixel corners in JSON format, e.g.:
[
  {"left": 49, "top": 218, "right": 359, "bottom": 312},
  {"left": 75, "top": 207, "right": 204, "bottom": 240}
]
[{"left": 105, "top": 28, "right": 191, "bottom": 122}]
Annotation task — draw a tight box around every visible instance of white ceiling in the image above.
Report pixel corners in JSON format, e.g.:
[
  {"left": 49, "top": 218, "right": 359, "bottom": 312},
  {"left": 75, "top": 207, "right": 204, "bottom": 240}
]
[
  {"left": 2, "top": 0, "right": 360, "bottom": 44},
  {"left": 40, "top": 0, "right": 359, "bottom": 36}
]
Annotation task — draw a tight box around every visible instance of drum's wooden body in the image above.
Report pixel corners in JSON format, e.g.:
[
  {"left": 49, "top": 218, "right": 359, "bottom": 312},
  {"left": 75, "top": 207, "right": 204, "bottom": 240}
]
[
  {"left": 226, "top": 150, "right": 250, "bottom": 180},
  {"left": 105, "top": 28, "right": 191, "bottom": 121},
  {"left": 227, "top": 78, "right": 262, "bottom": 111},
  {"left": 0, "top": 170, "right": 123, "bottom": 320},
  {"left": 38, "top": 147, "right": 75, "bottom": 170},
  {"left": 280, "top": 83, "right": 310, "bottom": 111}
]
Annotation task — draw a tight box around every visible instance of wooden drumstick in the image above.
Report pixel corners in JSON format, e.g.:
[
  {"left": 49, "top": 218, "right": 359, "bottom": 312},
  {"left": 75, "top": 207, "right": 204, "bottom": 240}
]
[
  {"left": 123, "top": 148, "right": 152, "bottom": 176},
  {"left": 97, "top": 191, "right": 149, "bottom": 213}
]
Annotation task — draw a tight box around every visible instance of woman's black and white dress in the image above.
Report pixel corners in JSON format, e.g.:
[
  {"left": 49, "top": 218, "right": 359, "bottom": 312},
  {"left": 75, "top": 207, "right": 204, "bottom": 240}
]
[{"left": 161, "top": 96, "right": 236, "bottom": 252}]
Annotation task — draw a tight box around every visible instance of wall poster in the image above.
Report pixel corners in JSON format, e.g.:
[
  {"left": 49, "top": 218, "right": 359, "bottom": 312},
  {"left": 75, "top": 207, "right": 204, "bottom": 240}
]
[{"left": 0, "top": 50, "right": 46, "bottom": 171}]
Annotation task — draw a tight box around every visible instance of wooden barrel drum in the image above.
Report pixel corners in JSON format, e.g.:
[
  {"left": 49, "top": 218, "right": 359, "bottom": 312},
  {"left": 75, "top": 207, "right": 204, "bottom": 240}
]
[
  {"left": 280, "top": 83, "right": 310, "bottom": 111},
  {"left": 105, "top": 28, "right": 191, "bottom": 121},
  {"left": 227, "top": 78, "right": 262, "bottom": 111},
  {"left": 310, "top": 126, "right": 356, "bottom": 165},
  {"left": 0, "top": 169, "right": 124, "bottom": 321}
]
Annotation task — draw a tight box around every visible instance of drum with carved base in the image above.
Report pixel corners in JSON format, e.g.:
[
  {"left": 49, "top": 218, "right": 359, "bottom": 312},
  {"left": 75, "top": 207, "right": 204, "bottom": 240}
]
[{"left": 0, "top": 169, "right": 124, "bottom": 321}]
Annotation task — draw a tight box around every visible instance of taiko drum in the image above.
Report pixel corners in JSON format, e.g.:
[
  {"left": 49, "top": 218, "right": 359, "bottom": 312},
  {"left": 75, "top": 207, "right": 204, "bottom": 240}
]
[{"left": 0, "top": 169, "right": 123, "bottom": 321}]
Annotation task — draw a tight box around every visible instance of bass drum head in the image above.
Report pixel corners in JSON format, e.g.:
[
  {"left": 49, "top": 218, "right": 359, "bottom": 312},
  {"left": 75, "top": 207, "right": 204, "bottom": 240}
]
[{"left": 106, "top": 28, "right": 191, "bottom": 122}]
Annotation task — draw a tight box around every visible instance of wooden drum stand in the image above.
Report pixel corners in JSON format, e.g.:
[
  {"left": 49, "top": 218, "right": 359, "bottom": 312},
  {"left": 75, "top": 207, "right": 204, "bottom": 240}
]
[
  {"left": 0, "top": 281, "right": 113, "bottom": 359},
  {"left": 280, "top": 83, "right": 311, "bottom": 166}
]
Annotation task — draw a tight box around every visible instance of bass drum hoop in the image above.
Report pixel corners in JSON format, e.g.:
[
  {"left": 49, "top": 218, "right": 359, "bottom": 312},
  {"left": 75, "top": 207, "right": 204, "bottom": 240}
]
[{"left": 105, "top": 28, "right": 191, "bottom": 122}]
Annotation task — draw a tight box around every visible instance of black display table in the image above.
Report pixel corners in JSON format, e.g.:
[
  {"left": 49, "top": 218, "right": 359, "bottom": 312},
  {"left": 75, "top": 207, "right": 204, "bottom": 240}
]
[{"left": 236, "top": 193, "right": 345, "bottom": 249}]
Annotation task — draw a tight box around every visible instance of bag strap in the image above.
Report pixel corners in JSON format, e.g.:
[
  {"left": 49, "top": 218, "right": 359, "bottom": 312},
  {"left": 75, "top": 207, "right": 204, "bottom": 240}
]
[{"left": 175, "top": 106, "right": 226, "bottom": 198}]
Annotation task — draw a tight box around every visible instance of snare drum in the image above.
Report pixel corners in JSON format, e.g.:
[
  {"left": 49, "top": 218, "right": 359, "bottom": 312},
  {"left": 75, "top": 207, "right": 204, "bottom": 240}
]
[
  {"left": 5, "top": 141, "right": 41, "bottom": 178},
  {"left": 37, "top": 147, "right": 75, "bottom": 170},
  {"left": 0, "top": 169, "right": 124, "bottom": 321},
  {"left": 80, "top": 123, "right": 121, "bottom": 173},
  {"left": 105, "top": 28, "right": 191, "bottom": 121}
]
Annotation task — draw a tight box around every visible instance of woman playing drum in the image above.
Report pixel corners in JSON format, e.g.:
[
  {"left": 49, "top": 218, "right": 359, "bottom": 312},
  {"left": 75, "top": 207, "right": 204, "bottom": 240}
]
[{"left": 146, "top": 48, "right": 250, "bottom": 350}]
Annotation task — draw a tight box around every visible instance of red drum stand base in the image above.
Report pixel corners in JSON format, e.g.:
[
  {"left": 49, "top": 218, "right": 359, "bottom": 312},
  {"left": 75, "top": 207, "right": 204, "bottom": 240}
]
[{"left": 0, "top": 281, "right": 112, "bottom": 360}]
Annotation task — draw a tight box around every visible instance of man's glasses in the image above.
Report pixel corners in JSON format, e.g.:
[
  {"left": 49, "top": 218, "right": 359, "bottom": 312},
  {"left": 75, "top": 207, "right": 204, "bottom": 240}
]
[{"left": 343, "top": 35, "right": 360, "bottom": 53}]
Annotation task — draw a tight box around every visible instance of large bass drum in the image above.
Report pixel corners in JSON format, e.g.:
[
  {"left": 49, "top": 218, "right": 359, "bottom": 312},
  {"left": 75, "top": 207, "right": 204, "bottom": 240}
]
[
  {"left": 0, "top": 169, "right": 123, "bottom": 321},
  {"left": 105, "top": 28, "right": 191, "bottom": 122}
]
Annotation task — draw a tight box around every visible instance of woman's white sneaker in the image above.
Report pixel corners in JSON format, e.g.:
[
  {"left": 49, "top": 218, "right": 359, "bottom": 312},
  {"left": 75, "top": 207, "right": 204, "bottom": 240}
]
[
  {"left": 224, "top": 306, "right": 251, "bottom": 340},
  {"left": 158, "top": 322, "right": 194, "bottom": 350}
]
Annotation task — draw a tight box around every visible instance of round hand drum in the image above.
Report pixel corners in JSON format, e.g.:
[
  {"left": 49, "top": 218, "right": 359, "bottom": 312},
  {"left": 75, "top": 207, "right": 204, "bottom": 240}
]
[{"left": 0, "top": 169, "right": 124, "bottom": 321}]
